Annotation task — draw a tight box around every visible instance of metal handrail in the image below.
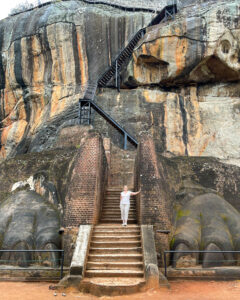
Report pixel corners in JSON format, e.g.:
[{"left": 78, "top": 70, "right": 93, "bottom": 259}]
[
  {"left": 97, "top": 4, "right": 177, "bottom": 88},
  {"left": 79, "top": 99, "right": 138, "bottom": 149}
]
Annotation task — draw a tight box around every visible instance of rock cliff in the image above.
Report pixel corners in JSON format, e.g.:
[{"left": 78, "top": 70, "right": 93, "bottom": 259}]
[
  {"left": 0, "top": 0, "right": 151, "bottom": 158},
  {"left": 0, "top": 0, "right": 240, "bottom": 270},
  {"left": 0, "top": 0, "right": 239, "bottom": 167}
]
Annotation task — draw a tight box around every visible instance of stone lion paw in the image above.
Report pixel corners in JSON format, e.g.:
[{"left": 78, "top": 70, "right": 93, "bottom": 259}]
[
  {"left": 0, "top": 190, "right": 61, "bottom": 267},
  {"left": 171, "top": 193, "right": 240, "bottom": 268}
]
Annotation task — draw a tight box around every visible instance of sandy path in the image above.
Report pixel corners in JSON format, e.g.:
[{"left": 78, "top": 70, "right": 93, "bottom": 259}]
[{"left": 1, "top": 281, "right": 240, "bottom": 300}]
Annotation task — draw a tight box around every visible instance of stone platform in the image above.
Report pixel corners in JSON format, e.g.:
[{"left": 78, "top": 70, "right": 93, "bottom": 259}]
[{"left": 165, "top": 266, "right": 240, "bottom": 281}]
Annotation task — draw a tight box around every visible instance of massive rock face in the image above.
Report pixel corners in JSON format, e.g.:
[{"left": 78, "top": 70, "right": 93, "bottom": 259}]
[
  {"left": 120, "top": 0, "right": 239, "bottom": 166},
  {"left": 0, "top": 0, "right": 239, "bottom": 166},
  {"left": 0, "top": 0, "right": 240, "bottom": 270},
  {"left": 95, "top": 85, "right": 240, "bottom": 165},
  {"left": 0, "top": 0, "right": 151, "bottom": 158},
  {"left": 124, "top": 0, "right": 240, "bottom": 85},
  {"left": 136, "top": 136, "right": 240, "bottom": 267}
]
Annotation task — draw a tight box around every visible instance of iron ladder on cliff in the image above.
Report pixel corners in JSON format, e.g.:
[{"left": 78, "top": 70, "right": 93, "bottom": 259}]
[{"left": 78, "top": 4, "right": 177, "bottom": 149}]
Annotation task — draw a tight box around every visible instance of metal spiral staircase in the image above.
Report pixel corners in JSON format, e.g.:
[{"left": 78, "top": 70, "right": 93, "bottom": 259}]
[{"left": 79, "top": 4, "right": 177, "bottom": 149}]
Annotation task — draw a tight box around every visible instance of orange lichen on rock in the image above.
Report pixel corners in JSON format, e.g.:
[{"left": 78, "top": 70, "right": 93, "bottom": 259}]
[{"left": 76, "top": 29, "right": 88, "bottom": 86}]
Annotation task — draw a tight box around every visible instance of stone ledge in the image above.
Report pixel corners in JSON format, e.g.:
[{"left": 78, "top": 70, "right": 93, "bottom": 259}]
[
  {"left": 165, "top": 266, "right": 240, "bottom": 280},
  {"left": 70, "top": 225, "right": 92, "bottom": 276},
  {"left": 141, "top": 225, "right": 160, "bottom": 288}
]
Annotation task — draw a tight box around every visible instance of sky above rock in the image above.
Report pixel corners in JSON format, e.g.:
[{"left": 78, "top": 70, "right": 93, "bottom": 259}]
[{"left": 0, "top": 0, "right": 36, "bottom": 20}]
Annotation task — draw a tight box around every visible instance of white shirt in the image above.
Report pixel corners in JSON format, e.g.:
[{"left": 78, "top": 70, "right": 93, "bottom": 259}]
[{"left": 120, "top": 191, "right": 131, "bottom": 205}]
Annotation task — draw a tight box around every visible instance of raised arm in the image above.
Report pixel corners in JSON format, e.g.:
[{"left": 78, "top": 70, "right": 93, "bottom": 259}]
[{"left": 130, "top": 189, "right": 141, "bottom": 196}]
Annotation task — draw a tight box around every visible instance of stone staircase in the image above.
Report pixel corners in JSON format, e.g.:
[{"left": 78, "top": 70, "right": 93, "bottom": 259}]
[
  {"left": 107, "top": 145, "right": 136, "bottom": 188},
  {"left": 80, "top": 186, "right": 145, "bottom": 295},
  {"left": 100, "top": 188, "right": 137, "bottom": 224}
]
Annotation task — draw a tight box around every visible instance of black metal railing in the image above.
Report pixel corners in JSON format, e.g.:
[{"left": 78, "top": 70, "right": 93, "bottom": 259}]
[
  {"left": 163, "top": 250, "right": 240, "bottom": 278},
  {"left": 78, "top": 4, "right": 177, "bottom": 149},
  {"left": 97, "top": 4, "right": 177, "bottom": 90},
  {"left": 79, "top": 99, "right": 138, "bottom": 150},
  {"left": 0, "top": 249, "right": 65, "bottom": 280}
]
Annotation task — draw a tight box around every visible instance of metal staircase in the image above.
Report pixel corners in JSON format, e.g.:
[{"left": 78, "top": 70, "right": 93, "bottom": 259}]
[
  {"left": 79, "top": 100, "right": 138, "bottom": 149},
  {"left": 79, "top": 4, "right": 177, "bottom": 149}
]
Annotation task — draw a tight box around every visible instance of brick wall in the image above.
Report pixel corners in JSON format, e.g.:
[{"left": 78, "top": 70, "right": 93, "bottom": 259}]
[
  {"left": 63, "top": 134, "right": 107, "bottom": 227},
  {"left": 135, "top": 136, "right": 175, "bottom": 260}
]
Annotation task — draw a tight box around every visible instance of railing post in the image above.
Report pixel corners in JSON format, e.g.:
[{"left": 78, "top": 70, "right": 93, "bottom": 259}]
[
  {"left": 124, "top": 133, "right": 127, "bottom": 150},
  {"left": 60, "top": 250, "right": 64, "bottom": 280},
  {"left": 79, "top": 101, "right": 81, "bottom": 125},
  {"left": 88, "top": 102, "right": 91, "bottom": 125},
  {"left": 116, "top": 59, "right": 118, "bottom": 89},
  {"left": 164, "top": 251, "right": 167, "bottom": 278}
]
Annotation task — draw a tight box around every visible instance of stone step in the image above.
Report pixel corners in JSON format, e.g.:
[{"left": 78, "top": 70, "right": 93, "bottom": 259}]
[
  {"left": 101, "top": 216, "right": 136, "bottom": 220},
  {"left": 101, "top": 217, "right": 137, "bottom": 220},
  {"left": 89, "top": 247, "right": 142, "bottom": 254},
  {"left": 88, "top": 254, "right": 143, "bottom": 262},
  {"left": 80, "top": 277, "right": 146, "bottom": 295},
  {"left": 85, "top": 269, "right": 144, "bottom": 278},
  {"left": 93, "top": 232, "right": 140, "bottom": 237},
  {"left": 104, "top": 199, "right": 136, "bottom": 202},
  {"left": 101, "top": 215, "right": 136, "bottom": 219},
  {"left": 90, "top": 241, "right": 141, "bottom": 248},
  {"left": 102, "top": 208, "right": 136, "bottom": 212},
  {"left": 103, "top": 203, "right": 136, "bottom": 207},
  {"left": 100, "top": 219, "right": 137, "bottom": 224},
  {"left": 103, "top": 199, "right": 136, "bottom": 203},
  {"left": 102, "top": 208, "right": 136, "bottom": 211},
  {"left": 106, "top": 189, "right": 123, "bottom": 193},
  {"left": 102, "top": 211, "right": 136, "bottom": 215},
  {"left": 86, "top": 262, "right": 143, "bottom": 270},
  {"left": 102, "top": 204, "right": 136, "bottom": 208},
  {"left": 102, "top": 211, "right": 136, "bottom": 214},
  {"left": 102, "top": 209, "right": 136, "bottom": 213},
  {"left": 95, "top": 225, "right": 140, "bottom": 230},
  {"left": 92, "top": 236, "right": 141, "bottom": 242},
  {"left": 102, "top": 205, "right": 136, "bottom": 209},
  {"left": 105, "top": 195, "right": 135, "bottom": 198}
]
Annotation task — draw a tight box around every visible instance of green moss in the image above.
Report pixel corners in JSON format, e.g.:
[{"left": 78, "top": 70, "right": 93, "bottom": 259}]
[
  {"left": 170, "top": 237, "right": 175, "bottom": 249},
  {"left": 193, "top": 218, "right": 200, "bottom": 224},
  {"left": 75, "top": 144, "right": 81, "bottom": 149},
  {"left": 221, "top": 214, "right": 228, "bottom": 222},
  {"left": 176, "top": 209, "right": 190, "bottom": 221},
  {"left": 200, "top": 240, "right": 205, "bottom": 250}
]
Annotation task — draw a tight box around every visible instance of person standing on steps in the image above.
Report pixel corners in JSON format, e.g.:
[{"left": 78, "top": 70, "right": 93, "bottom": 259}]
[{"left": 120, "top": 185, "right": 141, "bottom": 226}]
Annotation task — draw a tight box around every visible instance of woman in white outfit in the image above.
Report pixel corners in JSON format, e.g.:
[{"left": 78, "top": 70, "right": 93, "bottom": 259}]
[{"left": 120, "top": 185, "right": 141, "bottom": 226}]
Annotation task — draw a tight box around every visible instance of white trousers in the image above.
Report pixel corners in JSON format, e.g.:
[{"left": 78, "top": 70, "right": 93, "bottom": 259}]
[{"left": 120, "top": 203, "right": 130, "bottom": 221}]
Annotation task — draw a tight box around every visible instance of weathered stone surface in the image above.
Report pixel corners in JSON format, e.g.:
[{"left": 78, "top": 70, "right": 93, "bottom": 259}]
[
  {"left": 136, "top": 137, "right": 240, "bottom": 267},
  {"left": 0, "top": 148, "right": 77, "bottom": 207},
  {"left": 95, "top": 85, "right": 240, "bottom": 166},
  {"left": 141, "top": 225, "right": 159, "bottom": 288},
  {"left": 0, "top": 0, "right": 239, "bottom": 168},
  {"left": 0, "top": 190, "right": 61, "bottom": 267},
  {"left": 119, "top": 0, "right": 240, "bottom": 166},
  {"left": 172, "top": 193, "right": 240, "bottom": 267},
  {"left": 0, "top": 1, "right": 152, "bottom": 159},
  {"left": 124, "top": 0, "right": 240, "bottom": 86},
  {"left": 70, "top": 225, "right": 92, "bottom": 276},
  {"left": 0, "top": 132, "right": 107, "bottom": 267}
]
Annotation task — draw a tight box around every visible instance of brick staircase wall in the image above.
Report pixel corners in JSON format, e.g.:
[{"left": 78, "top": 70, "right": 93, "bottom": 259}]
[
  {"left": 134, "top": 136, "right": 174, "bottom": 256},
  {"left": 64, "top": 133, "right": 108, "bottom": 226}
]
